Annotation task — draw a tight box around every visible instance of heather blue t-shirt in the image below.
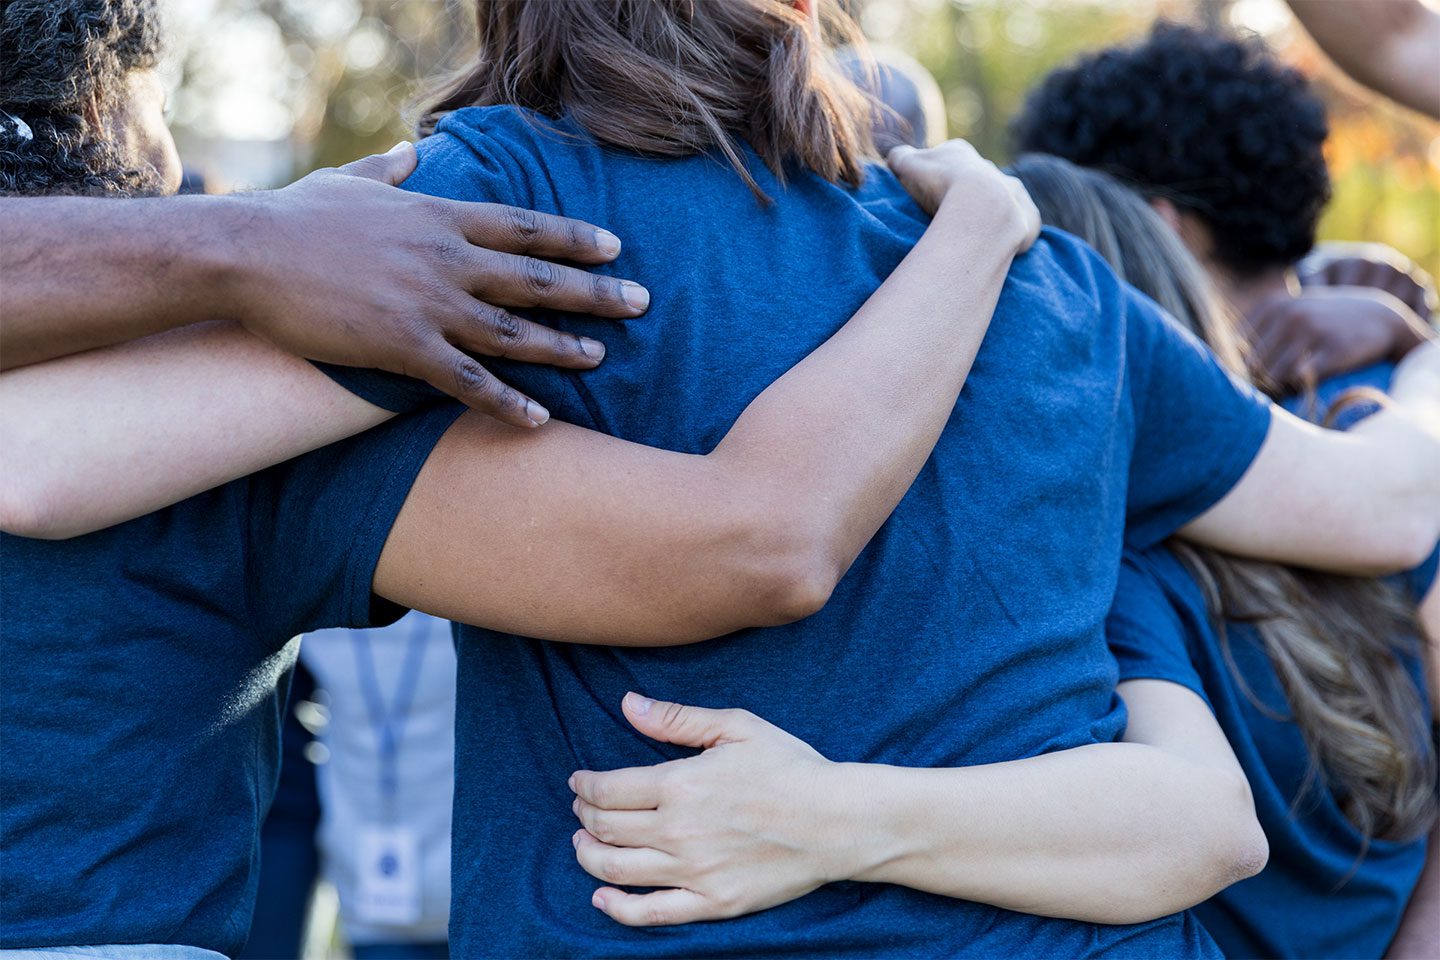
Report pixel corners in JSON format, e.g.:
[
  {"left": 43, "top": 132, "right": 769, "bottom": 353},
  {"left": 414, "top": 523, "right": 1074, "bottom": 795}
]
[
  {"left": 325, "top": 105, "right": 1273, "bottom": 958},
  {"left": 0, "top": 405, "right": 461, "bottom": 956},
  {"left": 1107, "top": 363, "right": 1438, "bottom": 960}
]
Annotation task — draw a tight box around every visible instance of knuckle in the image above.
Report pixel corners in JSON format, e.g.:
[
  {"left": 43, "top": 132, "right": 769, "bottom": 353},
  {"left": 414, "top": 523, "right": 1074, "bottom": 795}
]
[
  {"left": 644, "top": 904, "right": 670, "bottom": 926},
  {"left": 523, "top": 257, "right": 561, "bottom": 296},
  {"left": 505, "top": 206, "right": 543, "bottom": 246},
  {"left": 600, "top": 857, "right": 627, "bottom": 885},
  {"left": 481, "top": 305, "right": 525, "bottom": 345},
  {"left": 659, "top": 701, "right": 689, "bottom": 729}
]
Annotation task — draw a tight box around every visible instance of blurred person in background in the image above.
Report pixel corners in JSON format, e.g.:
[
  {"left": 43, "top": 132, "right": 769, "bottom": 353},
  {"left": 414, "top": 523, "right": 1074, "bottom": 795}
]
[
  {"left": 0, "top": 2, "right": 1059, "bottom": 957},
  {"left": 1011, "top": 22, "right": 1435, "bottom": 394},
  {"left": 836, "top": 46, "right": 947, "bottom": 151},
  {"left": 300, "top": 613, "right": 457, "bottom": 960},
  {"left": 238, "top": 663, "right": 322, "bottom": 960}
]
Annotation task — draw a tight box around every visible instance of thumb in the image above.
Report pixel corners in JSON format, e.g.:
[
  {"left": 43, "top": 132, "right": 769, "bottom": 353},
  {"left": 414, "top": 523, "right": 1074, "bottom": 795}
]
[
  {"left": 621, "top": 691, "right": 756, "bottom": 749},
  {"left": 338, "top": 141, "right": 418, "bottom": 185}
]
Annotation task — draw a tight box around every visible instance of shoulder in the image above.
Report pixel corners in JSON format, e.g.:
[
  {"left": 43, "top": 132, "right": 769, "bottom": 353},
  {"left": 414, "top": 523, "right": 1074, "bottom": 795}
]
[{"left": 406, "top": 105, "right": 592, "bottom": 209}]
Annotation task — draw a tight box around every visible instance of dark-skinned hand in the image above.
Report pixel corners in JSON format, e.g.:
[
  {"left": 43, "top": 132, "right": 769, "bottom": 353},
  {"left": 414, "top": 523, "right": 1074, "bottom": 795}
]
[{"left": 234, "top": 142, "right": 649, "bottom": 427}]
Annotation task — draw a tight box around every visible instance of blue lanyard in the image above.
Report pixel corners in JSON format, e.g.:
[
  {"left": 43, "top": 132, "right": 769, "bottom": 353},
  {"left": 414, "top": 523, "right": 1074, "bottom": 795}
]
[{"left": 350, "top": 616, "right": 430, "bottom": 821}]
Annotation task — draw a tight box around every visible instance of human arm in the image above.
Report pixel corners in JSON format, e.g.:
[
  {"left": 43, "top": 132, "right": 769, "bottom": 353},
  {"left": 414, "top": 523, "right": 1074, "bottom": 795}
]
[
  {"left": 0, "top": 142, "right": 646, "bottom": 425},
  {"left": 4, "top": 141, "right": 1040, "bottom": 647},
  {"left": 370, "top": 141, "right": 1039, "bottom": 642},
  {"left": 1387, "top": 576, "right": 1440, "bottom": 960},
  {"left": 1286, "top": 0, "right": 1440, "bottom": 119},
  {"left": 1177, "top": 340, "right": 1440, "bottom": 575},
  {"left": 1245, "top": 287, "right": 1434, "bottom": 390},
  {"left": 564, "top": 684, "right": 1267, "bottom": 927},
  {"left": 1298, "top": 242, "right": 1436, "bottom": 323}
]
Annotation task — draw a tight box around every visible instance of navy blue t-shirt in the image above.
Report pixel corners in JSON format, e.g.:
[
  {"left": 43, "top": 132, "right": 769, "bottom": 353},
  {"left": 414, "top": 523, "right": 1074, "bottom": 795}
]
[
  {"left": 325, "top": 105, "right": 1273, "bottom": 958},
  {"left": 1107, "top": 363, "right": 1438, "bottom": 960},
  {"left": 0, "top": 405, "right": 461, "bottom": 956}
]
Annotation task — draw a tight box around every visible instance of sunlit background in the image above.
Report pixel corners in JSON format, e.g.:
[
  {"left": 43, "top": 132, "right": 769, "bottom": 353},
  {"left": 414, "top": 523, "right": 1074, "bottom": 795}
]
[{"left": 158, "top": 0, "right": 1440, "bottom": 276}]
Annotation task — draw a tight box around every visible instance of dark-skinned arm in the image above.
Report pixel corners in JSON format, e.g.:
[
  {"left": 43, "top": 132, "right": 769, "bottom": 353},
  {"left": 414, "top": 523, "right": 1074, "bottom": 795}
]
[{"left": 0, "top": 143, "right": 647, "bottom": 426}]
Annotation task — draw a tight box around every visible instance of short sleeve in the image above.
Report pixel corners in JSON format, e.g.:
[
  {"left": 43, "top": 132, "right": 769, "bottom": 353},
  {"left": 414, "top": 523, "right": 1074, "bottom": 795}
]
[
  {"left": 242, "top": 402, "right": 466, "bottom": 638},
  {"left": 1401, "top": 542, "right": 1440, "bottom": 605},
  {"left": 1106, "top": 549, "right": 1212, "bottom": 709},
  {"left": 1122, "top": 281, "right": 1272, "bottom": 549}
]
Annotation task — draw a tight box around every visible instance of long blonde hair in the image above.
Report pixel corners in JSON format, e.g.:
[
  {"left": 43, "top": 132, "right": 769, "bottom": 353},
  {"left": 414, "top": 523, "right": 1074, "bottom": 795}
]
[{"left": 1009, "top": 153, "right": 1437, "bottom": 845}]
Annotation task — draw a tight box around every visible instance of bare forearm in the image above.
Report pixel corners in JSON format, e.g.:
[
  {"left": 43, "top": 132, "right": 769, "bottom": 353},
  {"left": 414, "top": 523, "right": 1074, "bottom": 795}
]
[
  {"left": 0, "top": 322, "right": 389, "bottom": 538},
  {"left": 711, "top": 192, "right": 1021, "bottom": 585},
  {"left": 0, "top": 196, "right": 248, "bottom": 368},
  {"left": 1288, "top": 0, "right": 1440, "bottom": 119},
  {"left": 839, "top": 744, "right": 1263, "bottom": 923},
  {"left": 1387, "top": 822, "right": 1440, "bottom": 959},
  {"left": 378, "top": 190, "right": 1025, "bottom": 644}
]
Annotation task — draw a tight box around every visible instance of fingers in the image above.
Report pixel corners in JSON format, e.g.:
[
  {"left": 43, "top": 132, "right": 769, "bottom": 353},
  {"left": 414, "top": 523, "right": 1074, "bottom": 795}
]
[
  {"left": 572, "top": 829, "right": 680, "bottom": 887},
  {"left": 449, "top": 301, "right": 606, "bottom": 370},
  {"left": 590, "top": 886, "right": 714, "bottom": 927},
  {"left": 569, "top": 765, "right": 664, "bottom": 811},
  {"left": 466, "top": 249, "right": 649, "bottom": 319},
  {"left": 620, "top": 691, "right": 759, "bottom": 749},
  {"left": 572, "top": 797, "right": 659, "bottom": 848},
  {"left": 338, "top": 141, "right": 419, "bottom": 186},
  {"left": 1004, "top": 176, "right": 1041, "bottom": 252},
  {"left": 448, "top": 202, "right": 625, "bottom": 266},
  {"left": 408, "top": 339, "right": 549, "bottom": 428}
]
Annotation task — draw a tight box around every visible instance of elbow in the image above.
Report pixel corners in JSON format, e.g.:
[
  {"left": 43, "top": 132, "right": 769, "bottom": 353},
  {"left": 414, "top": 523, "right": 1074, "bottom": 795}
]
[
  {"left": 1205, "top": 770, "right": 1269, "bottom": 894},
  {"left": 755, "top": 548, "right": 842, "bottom": 625},
  {"left": 741, "top": 521, "right": 845, "bottom": 626}
]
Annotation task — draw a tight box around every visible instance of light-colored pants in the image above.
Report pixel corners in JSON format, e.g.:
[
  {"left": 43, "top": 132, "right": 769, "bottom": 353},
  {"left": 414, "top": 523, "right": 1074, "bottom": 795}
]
[{"left": 0, "top": 947, "right": 226, "bottom": 960}]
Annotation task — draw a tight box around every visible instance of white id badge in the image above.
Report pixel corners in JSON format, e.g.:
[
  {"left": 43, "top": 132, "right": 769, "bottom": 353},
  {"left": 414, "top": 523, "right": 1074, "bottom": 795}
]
[{"left": 353, "top": 824, "right": 423, "bottom": 926}]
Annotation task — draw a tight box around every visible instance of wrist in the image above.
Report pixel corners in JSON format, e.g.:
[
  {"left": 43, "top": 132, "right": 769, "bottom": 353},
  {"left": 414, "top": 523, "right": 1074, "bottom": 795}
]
[
  {"left": 201, "top": 192, "right": 278, "bottom": 324},
  {"left": 932, "top": 184, "right": 1028, "bottom": 260},
  {"left": 820, "top": 762, "right": 904, "bottom": 886}
]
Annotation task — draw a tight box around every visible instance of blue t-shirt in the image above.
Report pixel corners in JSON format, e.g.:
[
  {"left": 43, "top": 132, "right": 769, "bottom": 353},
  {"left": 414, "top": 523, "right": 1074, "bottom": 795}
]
[
  {"left": 1107, "top": 364, "right": 1438, "bottom": 960},
  {"left": 325, "top": 105, "right": 1273, "bottom": 958},
  {"left": 0, "top": 405, "right": 462, "bottom": 956}
]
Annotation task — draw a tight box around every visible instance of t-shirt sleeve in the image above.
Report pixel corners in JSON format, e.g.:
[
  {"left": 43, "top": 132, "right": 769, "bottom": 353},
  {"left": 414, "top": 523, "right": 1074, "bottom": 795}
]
[
  {"left": 1106, "top": 549, "right": 1212, "bottom": 709},
  {"left": 312, "top": 116, "right": 540, "bottom": 411},
  {"left": 1121, "top": 278, "right": 1273, "bottom": 549},
  {"left": 242, "top": 402, "right": 467, "bottom": 638},
  {"left": 1401, "top": 542, "right": 1440, "bottom": 605}
]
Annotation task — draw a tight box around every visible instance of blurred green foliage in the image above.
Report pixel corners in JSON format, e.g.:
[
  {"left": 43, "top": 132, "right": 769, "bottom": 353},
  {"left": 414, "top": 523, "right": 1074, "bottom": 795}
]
[{"left": 166, "top": 0, "right": 1439, "bottom": 279}]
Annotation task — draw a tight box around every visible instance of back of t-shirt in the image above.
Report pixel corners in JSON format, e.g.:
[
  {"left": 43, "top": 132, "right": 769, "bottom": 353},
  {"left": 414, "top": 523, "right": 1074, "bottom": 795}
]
[{"left": 384, "top": 106, "right": 1270, "bottom": 958}]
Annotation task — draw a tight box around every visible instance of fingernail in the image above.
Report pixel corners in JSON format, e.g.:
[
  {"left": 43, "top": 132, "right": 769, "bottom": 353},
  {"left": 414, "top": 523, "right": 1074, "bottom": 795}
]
[
  {"left": 572, "top": 830, "right": 582, "bottom": 848},
  {"left": 579, "top": 337, "right": 606, "bottom": 361},
  {"left": 567, "top": 773, "right": 577, "bottom": 792},
  {"left": 386, "top": 140, "right": 411, "bottom": 154},
  {"left": 624, "top": 691, "right": 653, "bottom": 716},
  {"left": 526, "top": 401, "right": 550, "bottom": 426},
  {"left": 592, "top": 892, "right": 606, "bottom": 909},
  {"left": 595, "top": 230, "right": 622, "bottom": 258},
  {"left": 621, "top": 281, "right": 650, "bottom": 313}
]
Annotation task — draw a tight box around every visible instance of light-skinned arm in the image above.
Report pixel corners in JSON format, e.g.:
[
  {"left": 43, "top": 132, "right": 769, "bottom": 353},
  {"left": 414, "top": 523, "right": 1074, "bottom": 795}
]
[
  {"left": 0, "top": 143, "right": 647, "bottom": 426},
  {"left": 2, "top": 141, "right": 1039, "bottom": 645},
  {"left": 1180, "top": 340, "right": 1440, "bottom": 575},
  {"left": 1386, "top": 580, "right": 1440, "bottom": 960},
  {"left": 567, "top": 683, "right": 1267, "bottom": 927},
  {"left": 1286, "top": 0, "right": 1440, "bottom": 120}
]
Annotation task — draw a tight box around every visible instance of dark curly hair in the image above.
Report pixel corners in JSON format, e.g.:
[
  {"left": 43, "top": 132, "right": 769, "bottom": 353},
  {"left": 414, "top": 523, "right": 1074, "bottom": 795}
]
[
  {"left": 1011, "top": 22, "right": 1330, "bottom": 273},
  {"left": 1, "top": 0, "right": 165, "bottom": 196}
]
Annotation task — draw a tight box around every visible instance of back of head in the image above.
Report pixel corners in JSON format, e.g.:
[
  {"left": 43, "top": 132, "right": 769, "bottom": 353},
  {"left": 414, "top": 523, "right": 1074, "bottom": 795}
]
[
  {"left": 419, "top": 0, "right": 879, "bottom": 199},
  {"left": 1008, "top": 153, "right": 1246, "bottom": 376},
  {"left": 1011, "top": 21, "right": 1330, "bottom": 274},
  {"left": 1, "top": 0, "right": 165, "bottom": 197},
  {"left": 1010, "top": 151, "right": 1435, "bottom": 848},
  {"left": 836, "top": 45, "right": 947, "bottom": 151}
]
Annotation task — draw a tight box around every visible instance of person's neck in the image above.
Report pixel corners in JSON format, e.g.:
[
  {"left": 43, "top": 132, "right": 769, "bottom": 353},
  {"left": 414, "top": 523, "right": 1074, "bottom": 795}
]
[{"left": 1212, "top": 263, "right": 1298, "bottom": 324}]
